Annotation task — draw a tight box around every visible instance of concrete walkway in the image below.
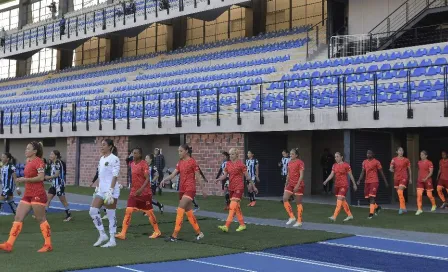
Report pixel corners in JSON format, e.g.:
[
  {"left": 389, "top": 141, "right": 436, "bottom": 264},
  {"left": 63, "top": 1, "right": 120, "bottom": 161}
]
[{"left": 65, "top": 192, "right": 448, "bottom": 246}]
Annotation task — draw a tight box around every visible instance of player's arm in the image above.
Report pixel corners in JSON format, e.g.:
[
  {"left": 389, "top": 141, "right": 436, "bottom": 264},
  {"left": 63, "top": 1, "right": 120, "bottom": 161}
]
[
  {"left": 153, "top": 168, "right": 159, "bottom": 183},
  {"left": 378, "top": 168, "right": 388, "bottom": 187},
  {"left": 389, "top": 160, "right": 394, "bottom": 172},
  {"left": 255, "top": 163, "right": 260, "bottom": 182},
  {"left": 161, "top": 169, "right": 178, "bottom": 185},
  {"left": 18, "top": 172, "right": 45, "bottom": 183},
  {"left": 437, "top": 162, "right": 441, "bottom": 180},
  {"left": 216, "top": 169, "right": 229, "bottom": 182},
  {"left": 357, "top": 169, "right": 365, "bottom": 185},
  {"left": 216, "top": 167, "right": 223, "bottom": 179},
  {"left": 423, "top": 167, "right": 433, "bottom": 182},
  {"left": 196, "top": 170, "right": 207, "bottom": 197},
  {"left": 323, "top": 171, "right": 335, "bottom": 185},
  {"left": 408, "top": 164, "right": 412, "bottom": 184},
  {"left": 348, "top": 171, "right": 357, "bottom": 191},
  {"left": 110, "top": 158, "right": 120, "bottom": 189},
  {"left": 46, "top": 166, "right": 60, "bottom": 181}
]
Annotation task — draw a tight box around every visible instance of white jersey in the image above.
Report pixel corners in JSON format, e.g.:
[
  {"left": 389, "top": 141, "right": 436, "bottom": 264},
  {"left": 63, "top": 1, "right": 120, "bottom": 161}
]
[{"left": 98, "top": 154, "right": 120, "bottom": 192}]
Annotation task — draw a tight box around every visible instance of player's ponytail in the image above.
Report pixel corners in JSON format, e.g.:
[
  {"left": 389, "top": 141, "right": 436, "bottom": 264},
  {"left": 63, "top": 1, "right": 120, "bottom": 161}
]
[
  {"left": 180, "top": 144, "right": 192, "bottom": 157},
  {"left": 104, "top": 138, "right": 118, "bottom": 156},
  {"left": 3, "top": 152, "right": 16, "bottom": 165},
  {"left": 29, "top": 141, "right": 44, "bottom": 158}
]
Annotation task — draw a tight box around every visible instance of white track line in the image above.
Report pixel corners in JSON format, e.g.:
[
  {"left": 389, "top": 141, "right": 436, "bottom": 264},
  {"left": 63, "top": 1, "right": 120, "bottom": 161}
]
[
  {"left": 318, "top": 242, "right": 448, "bottom": 261},
  {"left": 355, "top": 235, "right": 448, "bottom": 248},
  {"left": 187, "top": 259, "right": 257, "bottom": 272},
  {"left": 115, "top": 266, "right": 144, "bottom": 272},
  {"left": 245, "top": 252, "right": 383, "bottom": 272}
]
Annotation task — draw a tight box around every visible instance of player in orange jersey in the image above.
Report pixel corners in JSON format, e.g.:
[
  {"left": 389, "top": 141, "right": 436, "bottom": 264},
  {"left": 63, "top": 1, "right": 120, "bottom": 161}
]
[
  {"left": 216, "top": 148, "right": 250, "bottom": 232},
  {"left": 416, "top": 150, "right": 436, "bottom": 215},
  {"left": 436, "top": 150, "right": 448, "bottom": 209},
  {"left": 0, "top": 141, "right": 52, "bottom": 253},
  {"left": 282, "top": 148, "right": 305, "bottom": 227},
  {"left": 389, "top": 147, "right": 412, "bottom": 214},
  {"left": 161, "top": 144, "right": 206, "bottom": 242},
  {"left": 115, "top": 147, "right": 161, "bottom": 240},
  {"left": 323, "top": 152, "right": 357, "bottom": 222},
  {"left": 357, "top": 150, "right": 388, "bottom": 219}
]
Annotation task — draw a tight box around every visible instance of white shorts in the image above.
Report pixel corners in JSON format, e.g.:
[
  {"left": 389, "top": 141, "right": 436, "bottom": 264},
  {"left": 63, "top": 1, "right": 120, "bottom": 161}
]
[{"left": 95, "top": 187, "right": 120, "bottom": 200}]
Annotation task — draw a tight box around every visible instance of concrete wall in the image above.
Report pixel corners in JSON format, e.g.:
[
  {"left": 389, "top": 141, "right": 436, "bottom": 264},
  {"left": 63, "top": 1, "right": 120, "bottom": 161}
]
[
  {"left": 8, "top": 137, "right": 67, "bottom": 163},
  {"left": 286, "top": 131, "right": 313, "bottom": 195}
]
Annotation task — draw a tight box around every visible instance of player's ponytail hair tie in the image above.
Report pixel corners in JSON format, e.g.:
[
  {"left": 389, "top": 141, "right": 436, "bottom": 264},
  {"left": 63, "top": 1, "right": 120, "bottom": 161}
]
[{"left": 180, "top": 144, "right": 193, "bottom": 156}]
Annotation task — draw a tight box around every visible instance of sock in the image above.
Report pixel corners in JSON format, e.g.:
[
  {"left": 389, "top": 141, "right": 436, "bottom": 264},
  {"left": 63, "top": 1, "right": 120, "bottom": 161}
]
[
  {"left": 297, "top": 204, "right": 303, "bottom": 223},
  {"left": 64, "top": 204, "right": 71, "bottom": 217},
  {"left": 417, "top": 190, "right": 423, "bottom": 210},
  {"left": 39, "top": 220, "right": 52, "bottom": 246},
  {"left": 186, "top": 210, "right": 201, "bottom": 235},
  {"left": 252, "top": 191, "right": 256, "bottom": 201},
  {"left": 437, "top": 187, "right": 446, "bottom": 202},
  {"left": 374, "top": 203, "right": 378, "bottom": 209},
  {"left": 192, "top": 199, "right": 199, "bottom": 208},
  {"left": 342, "top": 201, "right": 352, "bottom": 216},
  {"left": 397, "top": 189, "right": 406, "bottom": 210},
  {"left": 89, "top": 207, "right": 105, "bottom": 234},
  {"left": 235, "top": 203, "right": 245, "bottom": 226},
  {"left": 7, "top": 201, "right": 17, "bottom": 215},
  {"left": 248, "top": 192, "right": 253, "bottom": 202},
  {"left": 172, "top": 208, "right": 185, "bottom": 238},
  {"left": 225, "top": 193, "right": 230, "bottom": 206},
  {"left": 144, "top": 209, "right": 160, "bottom": 233},
  {"left": 225, "top": 201, "right": 238, "bottom": 228},
  {"left": 106, "top": 209, "right": 117, "bottom": 238},
  {"left": 283, "top": 201, "right": 295, "bottom": 219},
  {"left": 427, "top": 191, "right": 436, "bottom": 206},
  {"left": 152, "top": 200, "right": 162, "bottom": 209},
  {"left": 369, "top": 204, "right": 375, "bottom": 214},
  {"left": 333, "top": 199, "right": 342, "bottom": 219},
  {"left": 6, "top": 221, "right": 22, "bottom": 246},
  {"left": 120, "top": 207, "right": 134, "bottom": 235}
]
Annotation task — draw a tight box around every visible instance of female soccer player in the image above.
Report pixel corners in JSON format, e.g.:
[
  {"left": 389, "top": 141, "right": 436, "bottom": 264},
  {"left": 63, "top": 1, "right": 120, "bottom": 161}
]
[
  {"left": 45, "top": 150, "right": 72, "bottom": 222},
  {"left": 246, "top": 150, "right": 259, "bottom": 207},
  {"left": 216, "top": 148, "right": 249, "bottom": 232},
  {"left": 161, "top": 144, "right": 206, "bottom": 242},
  {"left": 89, "top": 139, "right": 121, "bottom": 248},
  {"left": 357, "top": 150, "right": 388, "bottom": 219},
  {"left": 146, "top": 154, "right": 164, "bottom": 213},
  {"left": 116, "top": 148, "right": 161, "bottom": 240},
  {"left": 216, "top": 151, "right": 230, "bottom": 210},
  {"left": 90, "top": 168, "right": 107, "bottom": 219},
  {"left": 416, "top": 150, "right": 436, "bottom": 215},
  {"left": 0, "top": 152, "right": 19, "bottom": 215},
  {"left": 436, "top": 150, "right": 448, "bottom": 208},
  {"left": 282, "top": 148, "right": 305, "bottom": 227},
  {"left": 0, "top": 142, "right": 52, "bottom": 253},
  {"left": 323, "top": 152, "right": 357, "bottom": 222},
  {"left": 389, "top": 147, "right": 412, "bottom": 214}
]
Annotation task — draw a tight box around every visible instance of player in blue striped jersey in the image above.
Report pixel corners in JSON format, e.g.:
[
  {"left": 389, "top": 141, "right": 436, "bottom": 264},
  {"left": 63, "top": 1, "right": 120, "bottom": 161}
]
[
  {"left": 216, "top": 151, "right": 230, "bottom": 210},
  {"left": 246, "top": 151, "right": 259, "bottom": 207},
  {"left": 0, "top": 152, "right": 19, "bottom": 214}
]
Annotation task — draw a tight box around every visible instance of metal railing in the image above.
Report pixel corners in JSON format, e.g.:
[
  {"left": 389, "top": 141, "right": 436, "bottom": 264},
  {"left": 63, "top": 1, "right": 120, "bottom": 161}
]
[{"left": 306, "top": 18, "right": 327, "bottom": 59}]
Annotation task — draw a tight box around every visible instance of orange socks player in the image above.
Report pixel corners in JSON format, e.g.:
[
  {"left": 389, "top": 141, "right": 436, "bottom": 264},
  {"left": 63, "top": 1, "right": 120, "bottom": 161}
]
[
  {"left": 416, "top": 151, "right": 436, "bottom": 215},
  {"left": 282, "top": 148, "right": 305, "bottom": 227},
  {"left": 390, "top": 147, "right": 412, "bottom": 214},
  {"left": 437, "top": 151, "right": 448, "bottom": 209}
]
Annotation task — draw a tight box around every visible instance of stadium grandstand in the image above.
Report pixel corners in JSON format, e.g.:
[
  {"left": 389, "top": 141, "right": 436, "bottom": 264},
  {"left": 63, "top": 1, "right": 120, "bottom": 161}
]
[{"left": 0, "top": 0, "right": 448, "bottom": 271}]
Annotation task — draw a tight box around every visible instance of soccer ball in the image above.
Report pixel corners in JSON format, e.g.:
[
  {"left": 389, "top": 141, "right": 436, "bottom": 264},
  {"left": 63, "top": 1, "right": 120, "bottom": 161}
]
[
  {"left": 171, "top": 182, "right": 177, "bottom": 189},
  {"left": 104, "top": 193, "right": 114, "bottom": 205}
]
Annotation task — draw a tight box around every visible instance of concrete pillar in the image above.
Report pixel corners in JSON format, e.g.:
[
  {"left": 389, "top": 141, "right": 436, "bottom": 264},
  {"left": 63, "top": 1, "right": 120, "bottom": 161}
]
[
  {"left": 245, "top": 7, "right": 254, "bottom": 37},
  {"left": 407, "top": 133, "right": 419, "bottom": 196},
  {"left": 343, "top": 130, "right": 352, "bottom": 203},
  {"left": 17, "top": 0, "right": 30, "bottom": 76}
]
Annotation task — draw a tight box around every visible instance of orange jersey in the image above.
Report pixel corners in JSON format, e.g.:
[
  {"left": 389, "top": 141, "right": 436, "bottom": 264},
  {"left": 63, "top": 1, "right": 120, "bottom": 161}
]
[
  {"left": 390, "top": 157, "right": 410, "bottom": 182},
  {"left": 332, "top": 162, "right": 352, "bottom": 187},
  {"left": 439, "top": 159, "right": 448, "bottom": 180},
  {"left": 287, "top": 159, "right": 305, "bottom": 187},
  {"left": 225, "top": 160, "right": 246, "bottom": 192},
  {"left": 362, "top": 159, "right": 382, "bottom": 184},
  {"left": 176, "top": 158, "right": 199, "bottom": 192},
  {"left": 24, "top": 157, "right": 46, "bottom": 197},
  {"left": 418, "top": 160, "right": 433, "bottom": 183},
  {"left": 130, "top": 160, "right": 151, "bottom": 196}
]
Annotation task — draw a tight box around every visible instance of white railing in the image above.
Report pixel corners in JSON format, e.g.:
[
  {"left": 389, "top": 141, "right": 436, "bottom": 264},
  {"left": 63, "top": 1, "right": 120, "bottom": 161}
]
[{"left": 329, "top": 34, "right": 373, "bottom": 58}]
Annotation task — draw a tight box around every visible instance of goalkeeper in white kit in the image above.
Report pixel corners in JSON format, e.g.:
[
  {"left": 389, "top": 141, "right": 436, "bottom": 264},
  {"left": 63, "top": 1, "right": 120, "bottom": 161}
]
[{"left": 89, "top": 139, "right": 121, "bottom": 248}]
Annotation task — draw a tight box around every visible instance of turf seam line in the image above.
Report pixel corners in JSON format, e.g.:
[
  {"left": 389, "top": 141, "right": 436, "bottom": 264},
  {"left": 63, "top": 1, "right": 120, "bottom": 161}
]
[{"left": 115, "top": 265, "right": 145, "bottom": 272}]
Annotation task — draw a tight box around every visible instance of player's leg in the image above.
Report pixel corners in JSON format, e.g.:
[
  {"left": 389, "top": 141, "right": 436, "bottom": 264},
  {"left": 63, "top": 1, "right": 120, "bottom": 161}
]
[
  {"left": 32, "top": 202, "right": 52, "bottom": 252},
  {"left": 143, "top": 195, "right": 161, "bottom": 239},
  {"left": 437, "top": 182, "right": 447, "bottom": 208},
  {"left": 90, "top": 196, "right": 109, "bottom": 246},
  {"left": 0, "top": 194, "right": 5, "bottom": 212},
  {"left": 329, "top": 187, "right": 345, "bottom": 222},
  {"left": 426, "top": 189, "right": 436, "bottom": 212},
  {"left": 293, "top": 194, "right": 303, "bottom": 227},
  {"left": 102, "top": 197, "right": 118, "bottom": 248},
  {"left": 57, "top": 187, "right": 72, "bottom": 222},
  {"left": 397, "top": 185, "right": 407, "bottom": 214},
  {"left": 219, "top": 190, "right": 237, "bottom": 232},
  {"left": 368, "top": 196, "right": 376, "bottom": 219},
  {"left": 416, "top": 188, "right": 424, "bottom": 215},
  {"left": 247, "top": 182, "right": 255, "bottom": 206},
  {"left": 183, "top": 195, "right": 203, "bottom": 240},
  {"left": 282, "top": 189, "right": 295, "bottom": 225},
  {"left": 6, "top": 195, "right": 17, "bottom": 215},
  {"left": 0, "top": 200, "right": 32, "bottom": 252}
]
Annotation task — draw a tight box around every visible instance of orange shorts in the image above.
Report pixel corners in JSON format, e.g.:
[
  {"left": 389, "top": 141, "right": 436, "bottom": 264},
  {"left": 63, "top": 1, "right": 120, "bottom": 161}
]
[
  {"left": 229, "top": 190, "right": 243, "bottom": 200},
  {"left": 394, "top": 178, "right": 408, "bottom": 189},
  {"left": 335, "top": 186, "right": 348, "bottom": 197},
  {"left": 285, "top": 183, "right": 304, "bottom": 196},
  {"left": 417, "top": 180, "right": 433, "bottom": 191},
  {"left": 127, "top": 194, "right": 153, "bottom": 210},
  {"left": 21, "top": 192, "right": 47, "bottom": 206},
  {"left": 364, "top": 182, "right": 379, "bottom": 198},
  {"left": 437, "top": 179, "right": 448, "bottom": 189},
  {"left": 179, "top": 191, "right": 196, "bottom": 200}
]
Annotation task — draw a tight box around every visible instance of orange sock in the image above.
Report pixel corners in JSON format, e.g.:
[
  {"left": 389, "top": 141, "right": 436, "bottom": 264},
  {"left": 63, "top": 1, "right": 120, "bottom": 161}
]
[
  {"left": 225, "top": 201, "right": 237, "bottom": 228},
  {"left": 6, "top": 221, "right": 23, "bottom": 246},
  {"left": 40, "top": 221, "right": 51, "bottom": 246},
  {"left": 333, "top": 199, "right": 342, "bottom": 219},
  {"left": 296, "top": 204, "right": 303, "bottom": 223},
  {"left": 283, "top": 201, "right": 295, "bottom": 219},
  {"left": 437, "top": 187, "right": 446, "bottom": 202},
  {"left": 342, "top": 201, "right": 352, "bottom": 217},
  {"left": 417, "top": 189, "right": 423, "bottom": 210},
  {"left": 144, "top": 209, "right": 160, "bottom": 233},
  {"left": 427, "top": 191, "right": 436, "bottom": 206},
  {"left": 120, "top": 207, "right": 134, "bottom": 235},
  {"left": 374, "top": 203, "right": 378, "bottom": 209},
  {"left": 397, "top": 189, "right": 406, "bottom": 210},
  {"left": 186, "top": 210, "right": 201, "bottom": 235},
  {"left": 235, "top": 203, "right": 245, "bottom": 226},
  {"left": 369, "top": 204, "right": 375, "bottom": 214},
  {"left": 172, "top": 207, "right": 185, "bottom": 238}
]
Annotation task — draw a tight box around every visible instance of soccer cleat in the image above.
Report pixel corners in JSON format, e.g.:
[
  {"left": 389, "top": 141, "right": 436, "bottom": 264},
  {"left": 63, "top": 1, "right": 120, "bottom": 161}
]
[
  {"left": 165, "top": 236, "right": 178, "bottom": 242},
  {"left": 193, "top": 207, "right": 200, "bottom": 213},
  {"left": 293, "top": 222, "right": 302, "bottom": 228},
  {"left": 415, "top": 210, "right": 423, "bottom": 215},
  {"left": 286, "top": 218, "right": 296, "bottom": 225},
  {"left": 0, "top": 242, "right": 13, "bottom": 252},
  {"left": 250, "top": 201, "right": 256, "bottom": 207},
  {"left": 63, "top": 216, "right": 72, "bottom": 222},
  {"left": 101, "top": 240, "right": 116, "bottom": 248},
  {"left": 159, "top": 204, "right": 164, "bottom": 214},
  {"left": 440, "top": 202, "right": 447, "bottom": 209},
  {"left": 367, "top": 213, "right": 374, "bottom": 219},
  {"left": 93, "top": 234, "right": 109, "bottom": 247},
  {"left": 343, "top": 216, "right": 353, "bottom": 222},
  {"left": 398, "top": 209, "right": 407, "bottom": 215},
  {"left": 115, "top": 232, "right": 126, "bottom": 240},
  {"left": 374, "top": 206, "right": 382, "bottom": 216},
  {"left": 37, "top": 244, "right": 53, "bottom": 253},
  {"left": 196, "top": 232, "right": 204, "bottom": 240},
  {"left": 218, "top": 225, "right": 229, "bottom": 232},
  {"left": 247, "top": 202, "right": 253, "bottom": 207},
  {"left": 328, "top": 216, "right": 336, "bottom": 222},
  {"left": 431, "top": 205, "right": 437, "bottom": 212},
  {"left": 101, "top": 215, "right": 108, "bottom": 220},
  {"left": 236, "top": 225, "right": 246, "bottom": 232},
  {"left": 149, "top": 231, "right": 161, "bottom": 239}
]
